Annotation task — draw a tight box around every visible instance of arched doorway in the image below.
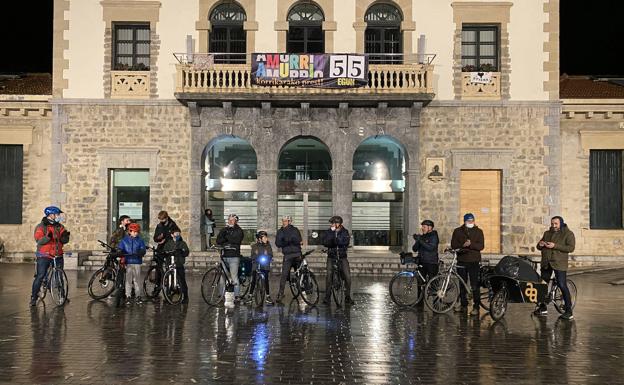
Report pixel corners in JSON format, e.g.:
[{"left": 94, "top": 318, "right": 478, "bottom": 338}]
[
  {"left": 278, "top": 136, "right": 332, "bottom": 246},
  {"left": 203, "top": 136, "right": 257, "bottom": 244},
  {"left": 352, "top": 136, "right": 406, "bottom": 247}
]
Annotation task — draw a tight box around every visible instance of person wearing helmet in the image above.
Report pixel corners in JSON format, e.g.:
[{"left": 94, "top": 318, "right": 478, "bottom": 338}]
[
  {"left": 110, "top": 215, "right": 132, "bottom": 248},
  {"left": 163, "top": 229, "right": 190, "bottom": 304},
  {"left": 153, "top": 210, "right": 181, "bottom": 251},
  {"left": 321, "top": 215, "right": 353, "bottom": 305},
  {"left": 412, "top": 220, "right": 440, "bottom": 282},
  {"left": 118, "top": 222, "right": 147, "bottom": 305},
  {"left": 216, "top": 213, "right": 245, "bottom": 299},
  {"left": 30, "top": 206, "right": 71, "bottom": 306},
  {"left": 275, "top": 215, "right": 302, "bottom": 304},
  {"left": 246, "top": 230, "right": 274, "bottom": 305}
]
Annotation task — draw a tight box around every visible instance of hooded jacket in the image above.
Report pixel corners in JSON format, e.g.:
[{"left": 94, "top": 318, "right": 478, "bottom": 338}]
[
  {"left": 34, "top": 217, "right": 70, "bottom": 258},
  {"left": 412, "top": 230, "right": 440, "bottom": 264},
  {"left": 275, "top": 225, "right": 302, "bottom": 257}
]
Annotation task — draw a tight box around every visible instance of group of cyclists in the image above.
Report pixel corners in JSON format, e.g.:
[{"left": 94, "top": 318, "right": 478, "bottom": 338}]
[{"left": 30, "top": 205, "right": 576, "bottom": 320}]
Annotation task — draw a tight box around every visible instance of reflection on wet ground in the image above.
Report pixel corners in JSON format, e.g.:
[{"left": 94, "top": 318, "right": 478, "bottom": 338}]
[{"left": 0, "top": 264, "right": 623, "bottom": 384}]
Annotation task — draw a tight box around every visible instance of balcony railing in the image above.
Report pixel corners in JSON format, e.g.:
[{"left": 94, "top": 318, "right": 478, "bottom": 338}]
[
  {"left": 111, "top": 71, "right": 150, "bottom": 99},
  {"left": 174, "top": 53, "right": 435, "bottom": 97}
]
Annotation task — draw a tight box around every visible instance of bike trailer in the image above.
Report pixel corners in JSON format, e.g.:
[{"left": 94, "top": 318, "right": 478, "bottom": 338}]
[{"left": 488, "top": 256, "right": 548, "bottom": 304}]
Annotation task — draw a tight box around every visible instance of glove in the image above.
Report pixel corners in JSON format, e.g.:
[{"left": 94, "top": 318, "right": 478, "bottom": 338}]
[
  {"left": 47, "top": 230, "right": 54, "bottom": 239},
  {"left": 60, "top": 231, "right": 71, "bottom": 244},
  {"left": 413, "top": 233, "right": 420, "bottom": 241}
]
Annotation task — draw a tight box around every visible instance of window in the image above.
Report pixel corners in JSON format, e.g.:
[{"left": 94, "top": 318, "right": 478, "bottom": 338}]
[
  {"left": 365, "top": 3, "right": 403, "bottom": 64},
  {"left": 209, "top": 3, "right": 247, "bottom": 64},
  {"left": 287, "top": 3, "right": 324, "bottom": 53},
  {"left": 461, "top": 25, "right": 499, "bottom": 72},
  {"left": 590, "top": 150, "right": 623, "bottom": 229},
  {"left": 0, "top": 145, "right": 23, "bottom": 224},
  {"left": 110, "top": 169, "right": 150, "bottom": 242},
  {"left": 113, "top": 24, "right": 150, "bottom": 71}
]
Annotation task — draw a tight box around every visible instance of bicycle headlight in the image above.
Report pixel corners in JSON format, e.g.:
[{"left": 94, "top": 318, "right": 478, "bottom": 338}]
[{"left": 259, "top": 255, "right": 268, "bottom": 265}]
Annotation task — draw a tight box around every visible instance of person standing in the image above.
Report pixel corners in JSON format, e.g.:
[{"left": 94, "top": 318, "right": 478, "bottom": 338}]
[
  {"left": 163, "top": 229, "right": 190, "bottom": 304},
  {"left": 450, "top": 213, "right": 484, "bottom": 315},
  {"left": 118, "top": 223, "right": 147, "bottom": 304},
  {"left": 216, "top": 214, "right": 245, "bottom": 300},
  {"left": 31, "top": 206, "right": 71, "bottom": 306},
  {"left": 275, "top": 216, "right": 303, "bottom": 304},
  {"left": 203, "top": 209, "right": 216, "bottom": 249},
  {"left": 535, "top": 216, "right": 576, "bottom": 320},
  {"left": 322, "top": 216, "right": 354, "bottom": 305},
  {"left": 153, "top": 211, "right": 180, "bottom": 251},
  {"left": 110, "top": 215, "right": 131, "bottom": 248},
  {"left": 412, "top": 219, "right": 440, "bottom": 281},
  {"left": 247, "top": 230, "right": 274, "bottom": 305}
]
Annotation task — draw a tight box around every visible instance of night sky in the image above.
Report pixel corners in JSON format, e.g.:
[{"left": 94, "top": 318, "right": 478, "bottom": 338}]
[{"left": 0, "top": 1, "right": 622, "bottom": 76}]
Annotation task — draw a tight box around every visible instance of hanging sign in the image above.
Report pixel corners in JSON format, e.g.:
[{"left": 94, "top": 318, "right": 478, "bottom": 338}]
[
  {"left": 469, "top": 72, "right": 493, "bottom": 84},
  {"left": 251, "top": 53, "right": 368, "bottom": 88}
]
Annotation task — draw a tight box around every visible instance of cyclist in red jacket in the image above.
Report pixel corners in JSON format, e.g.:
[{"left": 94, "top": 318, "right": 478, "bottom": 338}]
[{"left": 31, "top": 206, "right": 70, "bottom": 306}]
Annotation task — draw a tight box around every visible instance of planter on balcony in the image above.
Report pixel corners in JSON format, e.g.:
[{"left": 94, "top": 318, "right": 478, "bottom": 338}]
[{"left": 111, "top": 71, "right": 150, "bottom": 99}]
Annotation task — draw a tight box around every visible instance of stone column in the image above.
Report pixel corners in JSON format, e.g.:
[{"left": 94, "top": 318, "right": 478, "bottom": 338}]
[
  {"left": 403, "top": 169, "right": 420, "bottom": 249},
  {"left": 257, "top": 169, "right": 278, "bottom": 239},
  {"left": 331, "top": 168, "right": 353, "bottom": 232},
  {"left": 189, "top": 168, "right": 204, "bottom": 251}
]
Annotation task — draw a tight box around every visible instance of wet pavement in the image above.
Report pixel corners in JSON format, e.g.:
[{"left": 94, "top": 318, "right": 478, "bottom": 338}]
[{"left": 0, "top": 264, "right": 623, "bottom": 385}]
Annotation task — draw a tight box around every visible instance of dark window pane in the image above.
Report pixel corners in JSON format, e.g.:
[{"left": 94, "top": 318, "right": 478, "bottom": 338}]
[
  {"left": 287, "top": 41, "right": 305, "bottom": 53},
  {"left": 590, "top": 150, "right": 623, "bottom": 229},
  {"left": 113, "top": 24, "right": 150, "bottom": 70},
  {"left": 0, "top": 145, "right": 23, "bottom": 224},
  {"left": 288, "top": 27, "right": 305, "bottom": 41},
  {"left": 229, "top": 27, "right": 246, "bottom": 40},
  {"left": 306, "top": 41, "right": 324, "bottom": 54},
  {"left": 461, "top": 25, "right": 499, "bottom": 70}
]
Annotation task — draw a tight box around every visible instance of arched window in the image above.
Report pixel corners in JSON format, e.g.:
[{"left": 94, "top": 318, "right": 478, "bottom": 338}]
[
  {"left": 287, "top": 3, "right": 325, "bottom": 53},
  {"left": 209, "top": 2, "right": 247, "bottom": 64},
  {"left": 365, "top": 3, "right": 403, "bottom": 64}
]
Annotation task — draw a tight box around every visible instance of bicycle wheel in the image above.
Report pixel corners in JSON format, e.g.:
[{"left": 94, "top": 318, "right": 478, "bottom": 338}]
[
  {"left": 479, "top": 284, "right": 493, "bottom": 311},
  {"left": 143, "top": 265, "right": 162, "bottom": 299},
  {"left": 254, "top": 274, "right": 266, "bottom": 307},
  {"left": 88, "top": 267, "right": 116, "bottom": 300},
  {"left": 331, "top": 271, "right": 344, "bottom": 307},
  {"left": 424, "top": 274, "right": 459, "bottom": 313},
  {"left": 239, "top": 274, "right": 251, "bottom": 298},
  {"left": 114, "top": 269, "right": 126, "bottom": 308},
  {"left": 490, "top": 285, "right": 508, "bottom": 321},
  {"left": 289, "top": 273, "right": 301, "bottom": 299},
  {"left": 300, "top": 271, "right": 320, "bottom": 306},
  {"left": 162, "top": 269, "right": 184, "bottom": 305},
  {"left": 553, "top": 279, "right": 577, "bottom": 314},
  {"left": 49, "top": 269, "right": 68, "bottom": 306},
  {"left": 389, "top": 272, "right": 421, "bottom": 307},
  {"left": 201, "top": 267, "right": 225, "bottom": 306},
  {"left": 38, "top": 273, "right": 49, "bottom": 302}
]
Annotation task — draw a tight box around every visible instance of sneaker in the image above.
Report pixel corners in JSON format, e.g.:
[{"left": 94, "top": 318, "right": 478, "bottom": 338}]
[
  {"left": 533, "top": 304, "right": 548, "bottom": 316},
  {"left": 559, "top": 311, "right": 574, "bottom": 321},
  {"left": 470, "top": 307, "right": 480, "bottom": 316},
  {"left": 125, "top": 297, "right": 133, "bottom": 305},
  {"left": 135, "top": 296, "right": 143, "bottom": 304},
  {"left": 234, "top": 296, "right": 241, "bottom": 304},
  {"left": 265, "top": 295, "right": 274, "bottom": 305},
  {"left": 345, "top": 296, "right": 355, "bottom": 305},
  {"left": 29, "top": 298, "right": 37, "bottom": 307}
]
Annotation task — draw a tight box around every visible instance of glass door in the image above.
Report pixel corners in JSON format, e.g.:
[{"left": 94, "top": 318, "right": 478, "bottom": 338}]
[{"left": 109, "top": 169, "right": 150, "bottom": 243}]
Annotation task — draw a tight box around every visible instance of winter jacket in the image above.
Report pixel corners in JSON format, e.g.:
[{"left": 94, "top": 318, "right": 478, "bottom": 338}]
[
  {"left": 537, "top": 226, "right": 575, "bottom": 272},
  {"left": 153, "top": 218, "right": 181, "bottom": 247},
  {"left": 216, "top": 225, "right": 245, "bottom": 258},
  {"left": 118, "top": 235, "right": 147, "bottom": 265},
  {"left": 251, "top": 242, "right": 273, "bottom": 269},
  {"left": 450, "top": 225, "right": 485, "bottom": 263},
  {"left": 162, "top": 236, "right": 190, "bottom": 265},
  {"left": 109, "top": 226, "right": 127, "bottom": 248},
  {"left": 275, "top": 225, "right": 302, "bottom": 257},
  {"left": 322, "top": 227, "right": 350, "bottom": 259},
  {"left": 34, "top": 217, "right": 70, "bottom": 258},
  {"left": 412, "top": 230, "right": 440, "bottom": 264}
]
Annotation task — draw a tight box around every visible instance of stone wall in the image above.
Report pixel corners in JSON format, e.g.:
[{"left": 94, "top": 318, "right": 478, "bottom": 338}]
[
  {"left": 55, "top": 101, "right": 191, "bottom": 251},
  {"left": 0, "top": 100, "right": 52, "bottom": 256}
]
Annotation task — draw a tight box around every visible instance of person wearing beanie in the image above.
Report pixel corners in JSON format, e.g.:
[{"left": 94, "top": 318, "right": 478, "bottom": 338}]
[
  {"left": 450, "top": 213, "right": 485, "bottom": 315},
  {"left": 535, "top": 216, "right": 576, "bottom": 320}
]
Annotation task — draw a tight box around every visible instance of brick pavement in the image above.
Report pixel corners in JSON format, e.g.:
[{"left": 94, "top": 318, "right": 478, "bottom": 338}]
[{"left": 0, "top": 264, "right": 623, "bottom": 385}]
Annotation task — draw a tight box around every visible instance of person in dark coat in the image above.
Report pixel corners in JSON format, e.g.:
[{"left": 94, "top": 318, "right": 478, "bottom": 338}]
[
  {"left": 275, "top": 215, "right": 302, "bottom": 303},
  {"left": 322, "top": 215, "right": 354, "bottom": 305},
  {"left": 216, "top": 214, "right": 245, "bottom": 299},
  {"left": 535, "top": 216, "right": 576, "bottom": 320},
  {"left": 153, "top": 210, "right": 180, "bottom": 251},
  {"left": 450, "top": 213, "right": 485, "bottom": 315},
  {"left": 109, "top": 215, "right": 131, "bottom": 248},
  {"left": 412, "top": 219, "right": 440, "bottom": 281},
  {"left": 246, "top": 230, "right": 274, "bottom": 305}
]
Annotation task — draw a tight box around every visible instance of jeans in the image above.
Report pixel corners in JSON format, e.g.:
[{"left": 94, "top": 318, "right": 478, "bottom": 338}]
[
  {"left": 278, "top": 254, "right": 300, "bottom": 297},
  {"left": 457, "top": 261, "right": 480, "bottom": 308},
  {"left": 31, "top": 257, "right": 64, "bottom": 299},
  {"left": 325, "top": 258, "right": 352, "bottom": 300},
  {"left": 125, "top": 264, "right": 141, "bottom": 298},
  {"left": 541, "top": 265, "right": 572, "bottom": 312},
  {"left": 224, "top": 257, "right": 240, "bottom": 296}
]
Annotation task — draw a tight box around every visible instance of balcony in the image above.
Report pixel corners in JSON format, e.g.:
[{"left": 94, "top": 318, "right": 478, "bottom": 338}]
[
  {"left": 461, "top": 71, "right": 501, "bottom": 100},
  {"left": 111, "top": 71, "right": 150, "bottom": 99},
  {"left": 174, "top": 53, "right": 435, "bottom": 106}
]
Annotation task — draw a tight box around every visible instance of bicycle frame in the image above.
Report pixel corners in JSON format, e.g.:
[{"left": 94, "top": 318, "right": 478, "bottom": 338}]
[{"left": 439, "top": 251, "right": 474, "bottom": 300}]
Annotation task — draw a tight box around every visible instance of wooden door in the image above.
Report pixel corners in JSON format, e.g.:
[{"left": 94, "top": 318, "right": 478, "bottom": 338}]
[{"left": 460, "top": 170, "right": 501, "bottom": 253}]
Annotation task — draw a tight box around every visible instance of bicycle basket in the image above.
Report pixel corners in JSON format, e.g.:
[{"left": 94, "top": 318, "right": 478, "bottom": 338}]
[{"left": 399, "top": 252, "right": 418, "bottom": 265}]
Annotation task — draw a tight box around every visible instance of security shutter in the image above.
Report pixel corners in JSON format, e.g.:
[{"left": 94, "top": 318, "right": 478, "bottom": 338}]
[
  {"left": 590, "top": 150, "right": 622, "bottom": 229},
  {"left": 0, "top": 145, "right": 24, "bottom": 224}
]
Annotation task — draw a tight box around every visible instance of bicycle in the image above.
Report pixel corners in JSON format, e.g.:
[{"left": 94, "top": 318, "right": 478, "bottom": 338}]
[
  {"left": 323, "top": 248, "right": 347, "bottom": 307},
  {"left": 288, "top": 249, "right": 320, "bottom": 306},
  {"left": 161, "top": 251, "right": 185, "bottom": 305},
  {"left": 88, "top": 240, "right": 121, "bottom": 300},
  {"left": 389, "top": 252, "right": 427, "bottom": 307},
  {"left": 424, "top": 248, "right": 490, "bottom": 313},
  {"left": 36, "top": 255, "right": 69, "bottom": 307},
  {"left": 143, "top": 246, "right": 166, "bottom": 300},
  {"left": 249, "top": 253, "right": 272, "bottom": 307},
  {"left": 201, "top": 246, "right": 252, "bottom": 306}
]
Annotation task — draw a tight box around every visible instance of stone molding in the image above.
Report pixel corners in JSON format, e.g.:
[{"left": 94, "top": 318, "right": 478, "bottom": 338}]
[
  {"left": 579, "top": 130, "right": 624, "bottom": 155},
  {"left": 543, "top": 0, "right": 560, "bottom": 100},
  {"left": 53, "top": 0, "right": 70, "bottom": 98},
  {"left": 0, "top": 126, "right": 34, "bottom": 153}
]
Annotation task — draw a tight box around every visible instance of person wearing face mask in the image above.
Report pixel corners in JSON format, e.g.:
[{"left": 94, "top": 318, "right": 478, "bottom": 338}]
[
  {"left": 535, "top": 216, "right": 576, "bottom": 320},
  {"left": 216, "top": 214, "right": 245, "bottom": 300},
  {"left": 153, "top": 211, "right": 180, "bottom": 251},
  {"left": 30, "top": 206, "right": 71, "bottom": 306},
  {"left": 450, "top": 213, "right": 484, "bottom": 315},
  {"left": 163, "top": 230, "right": 190, "bottom": 304},
  {"left": 110, "top": 215, "right": 131, "bottom": 248}
]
